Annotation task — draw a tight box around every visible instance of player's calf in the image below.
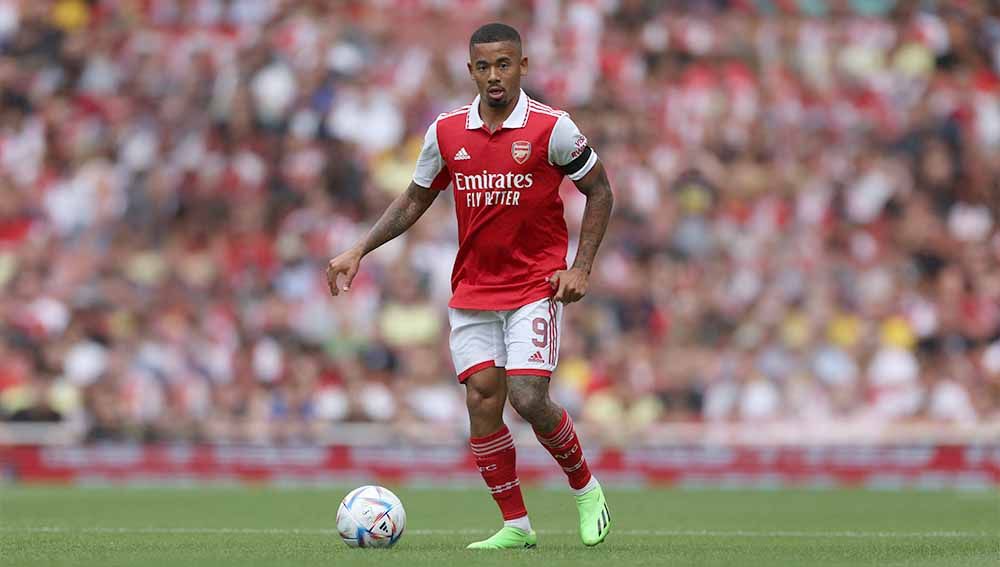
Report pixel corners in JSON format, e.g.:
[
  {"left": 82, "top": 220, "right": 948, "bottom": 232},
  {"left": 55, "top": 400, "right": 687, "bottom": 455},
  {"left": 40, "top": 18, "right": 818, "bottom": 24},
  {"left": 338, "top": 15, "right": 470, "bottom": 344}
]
[
  {"left": 532, "top": 408, "right": 594, "bottom": 492},
  {"left": 465, "top": 371, "right": 533, "bottom": 534},
  {"left": 533, "top": 407, "right": 610, "bottom": 546},
  {"left": 470, "top": 425, "right": 528, "bottom": 523}
]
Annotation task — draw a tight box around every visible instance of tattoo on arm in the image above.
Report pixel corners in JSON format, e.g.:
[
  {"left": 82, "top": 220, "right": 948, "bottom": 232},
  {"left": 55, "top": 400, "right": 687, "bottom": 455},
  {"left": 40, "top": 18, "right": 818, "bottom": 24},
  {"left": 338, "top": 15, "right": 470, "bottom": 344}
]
[
  {"left": 359, "top": 182, "right": 440, "bottom": 255},
  {"left": 571, "top": 161, "right": 614, "bottom": 274}
]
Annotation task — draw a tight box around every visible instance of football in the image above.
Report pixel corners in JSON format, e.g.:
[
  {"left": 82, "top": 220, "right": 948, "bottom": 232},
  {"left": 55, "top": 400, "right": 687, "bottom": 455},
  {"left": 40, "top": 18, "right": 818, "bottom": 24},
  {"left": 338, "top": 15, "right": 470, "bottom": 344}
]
[{"left": 336, "top": 485, "right": 406, "bottom": 548}]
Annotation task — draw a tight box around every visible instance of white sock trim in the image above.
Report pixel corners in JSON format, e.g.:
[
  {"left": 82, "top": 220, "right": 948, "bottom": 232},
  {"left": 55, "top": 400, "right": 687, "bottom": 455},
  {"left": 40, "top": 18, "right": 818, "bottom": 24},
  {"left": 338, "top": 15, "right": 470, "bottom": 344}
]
[
  {"left": 503, "top": 515, "right": 532, "bottom": 532},
  {"left": 572, "top": 476, "right": 600, "bottom": 497}
]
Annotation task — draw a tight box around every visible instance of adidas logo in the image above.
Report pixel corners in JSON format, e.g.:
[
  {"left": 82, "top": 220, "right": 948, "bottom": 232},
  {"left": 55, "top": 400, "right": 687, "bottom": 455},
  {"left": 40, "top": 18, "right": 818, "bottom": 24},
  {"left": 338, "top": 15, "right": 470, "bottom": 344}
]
[
  {"left": 529, "top": 351, "right": 544, "bottom": 363},
  {"left": 597, "top": 503, "right": 610, "bottom": 536},
  {"left": 454, "top": 147, "right": 471, "bottom": 160}
]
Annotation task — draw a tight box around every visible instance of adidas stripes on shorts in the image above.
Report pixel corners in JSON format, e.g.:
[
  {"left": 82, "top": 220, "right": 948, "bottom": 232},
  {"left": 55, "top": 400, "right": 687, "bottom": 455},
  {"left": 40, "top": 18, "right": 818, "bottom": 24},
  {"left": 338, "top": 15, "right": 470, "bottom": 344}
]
[{"left": 448, "top": 297, "right": 563, "bottom": 382}]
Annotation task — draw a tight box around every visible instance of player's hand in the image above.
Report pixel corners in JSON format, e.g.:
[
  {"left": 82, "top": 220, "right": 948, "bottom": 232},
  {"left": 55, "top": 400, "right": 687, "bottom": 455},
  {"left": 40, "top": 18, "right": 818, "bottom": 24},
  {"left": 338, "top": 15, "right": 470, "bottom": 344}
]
[
  {"left": 326, "top": 247, "right": 363, "bottom": 297},
  {"left": 547, "top": 268, "right": 589, "bottom": 303}
]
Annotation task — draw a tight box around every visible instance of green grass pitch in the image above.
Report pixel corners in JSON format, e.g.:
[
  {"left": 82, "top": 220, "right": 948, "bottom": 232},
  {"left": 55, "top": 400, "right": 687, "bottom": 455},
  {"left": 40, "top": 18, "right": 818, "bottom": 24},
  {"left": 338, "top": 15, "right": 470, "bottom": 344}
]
[{"left": 1, "top": 485, "right": 997, "bottom": 566}]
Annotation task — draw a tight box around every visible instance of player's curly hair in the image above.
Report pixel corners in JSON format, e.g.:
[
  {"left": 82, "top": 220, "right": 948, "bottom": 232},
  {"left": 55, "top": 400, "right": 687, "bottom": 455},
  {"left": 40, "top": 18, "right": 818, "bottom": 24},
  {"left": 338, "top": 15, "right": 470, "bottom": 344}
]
[{"left": 470, "top": 23, "right": 521, "bottom": 50}]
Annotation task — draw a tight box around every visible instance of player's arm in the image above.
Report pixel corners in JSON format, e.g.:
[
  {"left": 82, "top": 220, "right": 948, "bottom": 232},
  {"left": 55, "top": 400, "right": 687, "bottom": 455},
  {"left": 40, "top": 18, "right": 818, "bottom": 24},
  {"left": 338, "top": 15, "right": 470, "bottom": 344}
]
[
  {"left": 326, "top": 182, "right": 439, "bottom": 296},
  {"left": 549, "top": 160, "right": 613, "bottom": 303},
  {"left": 328, "top": 118, "right": 448, "bottom": 297},
  {"left": 569, "top": 159, "right": 613, "bottom": 276},
  {"left": 358, "top": 181, "right": 441, "bottom": 256},
  {"left": 546, "top": 114, "right": 614, "bottom": 303}
]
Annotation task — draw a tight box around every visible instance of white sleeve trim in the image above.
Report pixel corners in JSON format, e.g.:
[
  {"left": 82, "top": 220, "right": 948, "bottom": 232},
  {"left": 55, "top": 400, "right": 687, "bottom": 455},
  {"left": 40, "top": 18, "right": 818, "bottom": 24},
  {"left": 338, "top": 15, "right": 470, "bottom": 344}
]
[
  {"left": 567, "top": 150, "right": 598, "bottom": 181},
  {"left": 548, "top": 114, "right": 588, "bottom": 166},
  {"left": 548, "top": 113, "right": 596, "bottom": 180},
  {"left": 412, "top": 120, "right": 443, "bottom": 188}
]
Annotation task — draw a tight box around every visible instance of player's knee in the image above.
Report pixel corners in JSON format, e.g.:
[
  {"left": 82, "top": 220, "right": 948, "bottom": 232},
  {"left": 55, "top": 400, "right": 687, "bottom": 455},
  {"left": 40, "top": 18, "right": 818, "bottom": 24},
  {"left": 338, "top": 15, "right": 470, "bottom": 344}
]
[
  {"left": 466, "top": 385, "right": 504, "bottom": 416},
  {"left": 507, "top": 386, "right": 546, "bottom": 421}
]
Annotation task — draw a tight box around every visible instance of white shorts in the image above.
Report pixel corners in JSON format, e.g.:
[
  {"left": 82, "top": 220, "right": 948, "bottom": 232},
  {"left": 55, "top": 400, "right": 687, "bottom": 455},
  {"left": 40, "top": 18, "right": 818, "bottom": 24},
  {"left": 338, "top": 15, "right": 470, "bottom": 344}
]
[{"left": 449, "top": 297, "right": 563, "bottom": 382}]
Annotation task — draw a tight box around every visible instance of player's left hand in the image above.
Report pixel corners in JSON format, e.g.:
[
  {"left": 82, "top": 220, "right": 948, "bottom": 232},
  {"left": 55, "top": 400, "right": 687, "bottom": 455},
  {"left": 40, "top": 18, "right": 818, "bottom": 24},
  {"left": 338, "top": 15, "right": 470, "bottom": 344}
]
[{"left": 547, "top": 268, "right": 589, "bottom": 303}]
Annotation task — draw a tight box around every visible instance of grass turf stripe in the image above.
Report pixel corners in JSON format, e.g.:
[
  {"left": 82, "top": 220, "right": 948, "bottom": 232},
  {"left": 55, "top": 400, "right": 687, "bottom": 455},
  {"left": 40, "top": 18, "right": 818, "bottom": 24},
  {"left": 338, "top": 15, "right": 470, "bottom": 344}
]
[{"left": 0, "top": 526, "right": 994, "bottom": 538}]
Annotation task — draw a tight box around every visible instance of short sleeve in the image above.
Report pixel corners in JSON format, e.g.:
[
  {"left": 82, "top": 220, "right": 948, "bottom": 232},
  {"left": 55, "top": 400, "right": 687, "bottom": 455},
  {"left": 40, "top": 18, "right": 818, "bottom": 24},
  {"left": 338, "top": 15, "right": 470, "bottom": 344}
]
[
  {"left": 548, "top": 114, "right": 598, "bottom": 181},
  {"left": 412, "top": 121, "right": 449, "bottom": 190}
]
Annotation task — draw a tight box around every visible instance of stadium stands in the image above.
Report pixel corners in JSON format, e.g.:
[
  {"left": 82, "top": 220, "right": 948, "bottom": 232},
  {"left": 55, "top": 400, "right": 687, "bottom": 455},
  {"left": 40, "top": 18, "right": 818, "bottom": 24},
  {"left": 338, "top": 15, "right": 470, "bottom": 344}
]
[{"left": 1, "top": 0, "right": 999, "bottom": 444}]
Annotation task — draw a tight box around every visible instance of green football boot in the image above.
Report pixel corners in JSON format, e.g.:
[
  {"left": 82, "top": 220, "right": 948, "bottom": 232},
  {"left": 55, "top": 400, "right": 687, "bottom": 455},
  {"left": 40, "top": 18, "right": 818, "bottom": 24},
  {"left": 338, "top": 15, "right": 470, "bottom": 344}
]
[
  {"left": 575, "top": 481, "right": 611, "bottom": 546},
  {"left": 466, "top": 526, "right": 537, "bottom": 549}
]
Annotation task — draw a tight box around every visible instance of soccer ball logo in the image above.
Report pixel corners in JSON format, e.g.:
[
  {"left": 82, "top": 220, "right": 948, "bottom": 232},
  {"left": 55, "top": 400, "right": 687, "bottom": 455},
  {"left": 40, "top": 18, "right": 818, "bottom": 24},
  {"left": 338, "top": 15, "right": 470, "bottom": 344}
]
[
  {"left": 336, "top": 485, "right": 406, "bottom": 548},
  {"left": 511, "top": 141, "right": 531, "bottom": 164}
]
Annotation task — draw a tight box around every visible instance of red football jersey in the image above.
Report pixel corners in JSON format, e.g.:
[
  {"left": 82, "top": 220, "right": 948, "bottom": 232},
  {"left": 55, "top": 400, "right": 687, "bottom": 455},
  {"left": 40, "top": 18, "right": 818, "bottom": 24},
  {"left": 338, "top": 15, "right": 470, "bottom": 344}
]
[{"left": 413, "top": 90, "right": 598, "bottom": 310}]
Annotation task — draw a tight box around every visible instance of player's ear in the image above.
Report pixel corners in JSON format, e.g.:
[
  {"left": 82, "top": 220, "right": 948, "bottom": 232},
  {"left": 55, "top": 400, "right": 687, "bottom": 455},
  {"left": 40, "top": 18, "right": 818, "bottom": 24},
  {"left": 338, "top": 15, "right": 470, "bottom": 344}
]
[{"left": 520, "top": 56, "right": 528, "bottom": 75}]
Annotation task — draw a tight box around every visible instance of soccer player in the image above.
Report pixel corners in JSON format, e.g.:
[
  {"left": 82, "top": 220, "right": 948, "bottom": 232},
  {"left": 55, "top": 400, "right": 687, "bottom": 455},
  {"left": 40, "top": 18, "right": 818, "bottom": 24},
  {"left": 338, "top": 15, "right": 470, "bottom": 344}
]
[{"left": 326, "top": 22, "right": 614, "bottom": 549}]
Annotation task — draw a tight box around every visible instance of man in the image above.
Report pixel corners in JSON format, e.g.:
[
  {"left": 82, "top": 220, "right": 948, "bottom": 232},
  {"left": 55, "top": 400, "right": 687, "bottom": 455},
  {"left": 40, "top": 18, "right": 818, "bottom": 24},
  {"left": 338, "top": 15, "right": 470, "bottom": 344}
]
[{"left": 326, "top": 22, "right": 614, "bottom": 549}]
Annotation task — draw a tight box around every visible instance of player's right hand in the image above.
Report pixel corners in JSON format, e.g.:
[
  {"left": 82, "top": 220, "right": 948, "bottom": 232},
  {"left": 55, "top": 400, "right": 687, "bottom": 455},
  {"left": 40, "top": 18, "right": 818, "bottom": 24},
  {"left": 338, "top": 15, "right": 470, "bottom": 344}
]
[{"left": 326, "top": 247, "right": 363, "bottom": 297}]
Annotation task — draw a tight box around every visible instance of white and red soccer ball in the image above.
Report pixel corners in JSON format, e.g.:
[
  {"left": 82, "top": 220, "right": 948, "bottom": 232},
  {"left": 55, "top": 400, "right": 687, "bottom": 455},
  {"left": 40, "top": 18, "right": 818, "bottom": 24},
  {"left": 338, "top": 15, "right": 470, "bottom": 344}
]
[{"left": 336, "top": 485, "right": 406, "bottom": 548}]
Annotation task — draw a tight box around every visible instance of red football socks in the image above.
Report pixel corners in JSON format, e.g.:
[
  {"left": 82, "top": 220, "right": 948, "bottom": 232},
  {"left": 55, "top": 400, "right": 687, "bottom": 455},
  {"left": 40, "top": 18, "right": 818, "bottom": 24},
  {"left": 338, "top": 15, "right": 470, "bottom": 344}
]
[
  {"left": 470, "top": 425, "right": 528, "bottom": 520},
  {"left": 534, "top": 409, "right": 593, "bottom": 490}
]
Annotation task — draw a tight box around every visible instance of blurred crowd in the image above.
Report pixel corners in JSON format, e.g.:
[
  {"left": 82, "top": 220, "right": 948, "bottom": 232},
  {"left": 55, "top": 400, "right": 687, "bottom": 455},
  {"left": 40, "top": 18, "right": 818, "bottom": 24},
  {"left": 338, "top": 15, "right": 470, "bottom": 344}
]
[{"left": 2, "top": 0, "right": 1000, "bottom": 444}]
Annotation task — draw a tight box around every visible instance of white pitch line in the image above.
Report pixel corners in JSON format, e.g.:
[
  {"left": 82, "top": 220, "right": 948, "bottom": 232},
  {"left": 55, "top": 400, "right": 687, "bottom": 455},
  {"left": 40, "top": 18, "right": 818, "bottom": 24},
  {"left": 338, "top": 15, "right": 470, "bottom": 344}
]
[{"left": 0, "top": 526, "right": 995, "bottom": 538}]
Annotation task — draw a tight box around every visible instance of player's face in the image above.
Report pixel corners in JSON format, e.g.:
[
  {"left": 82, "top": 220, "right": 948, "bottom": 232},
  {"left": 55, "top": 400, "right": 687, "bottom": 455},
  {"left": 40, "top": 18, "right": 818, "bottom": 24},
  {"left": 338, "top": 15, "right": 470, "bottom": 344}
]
[{"left": 468, "top": 41, "right": 527, "bottom": 108}]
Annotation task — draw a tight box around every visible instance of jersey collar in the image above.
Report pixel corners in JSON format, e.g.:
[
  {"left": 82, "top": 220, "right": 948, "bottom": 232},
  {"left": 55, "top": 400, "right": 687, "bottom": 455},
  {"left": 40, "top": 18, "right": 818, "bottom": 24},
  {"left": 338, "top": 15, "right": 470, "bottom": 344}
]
[{"left": 466, "top": 89, "right": 529, "bottom": 130}]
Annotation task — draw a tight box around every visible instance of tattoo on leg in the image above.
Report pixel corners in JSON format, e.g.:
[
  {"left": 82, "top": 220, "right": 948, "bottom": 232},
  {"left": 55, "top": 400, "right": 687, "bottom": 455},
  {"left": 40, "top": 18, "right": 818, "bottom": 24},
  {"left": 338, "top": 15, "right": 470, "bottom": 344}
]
[{"left": 507, "top": 376, "right": 563, "bottom": 432}]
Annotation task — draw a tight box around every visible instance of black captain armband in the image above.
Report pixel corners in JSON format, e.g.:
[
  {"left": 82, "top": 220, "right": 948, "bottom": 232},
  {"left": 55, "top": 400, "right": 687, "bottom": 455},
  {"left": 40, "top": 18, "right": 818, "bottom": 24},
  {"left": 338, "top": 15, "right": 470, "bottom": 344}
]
[{"left": 559, "top": 146, "right": 593, "bottom": 177}]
